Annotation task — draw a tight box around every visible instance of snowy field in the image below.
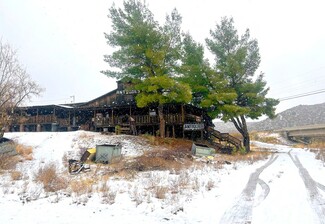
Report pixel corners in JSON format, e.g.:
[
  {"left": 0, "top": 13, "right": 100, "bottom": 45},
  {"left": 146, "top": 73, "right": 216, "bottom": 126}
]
[{"left": 1, "top": 131, "right": 325, "bottom": 224}]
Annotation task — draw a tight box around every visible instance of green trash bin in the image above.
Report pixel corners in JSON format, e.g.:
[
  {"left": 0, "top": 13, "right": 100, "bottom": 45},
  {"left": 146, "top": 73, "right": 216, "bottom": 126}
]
[
  {"left": 95, "top": 144, "right": 122, "bottom": 163},
  {"left": 191, "top": 143, "right": 215, "bottom": 156}
]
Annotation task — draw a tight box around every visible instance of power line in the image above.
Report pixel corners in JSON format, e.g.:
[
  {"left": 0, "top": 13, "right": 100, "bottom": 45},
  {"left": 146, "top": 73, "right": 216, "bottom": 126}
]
[
  {"left": 267, "top": 66, "right": 325, "bottom": 96},
  {"left": 279, "top": 88, "right": 325, "bottom": 101}
]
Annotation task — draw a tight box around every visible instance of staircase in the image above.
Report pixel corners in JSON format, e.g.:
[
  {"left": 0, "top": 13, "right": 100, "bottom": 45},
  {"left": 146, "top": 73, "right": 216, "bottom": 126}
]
[
  {"left": 207, "top": 127, "right": 242, "bottom": 149},
  {"left": 119, "top": 125, "right": 130, "bottom": 134}
]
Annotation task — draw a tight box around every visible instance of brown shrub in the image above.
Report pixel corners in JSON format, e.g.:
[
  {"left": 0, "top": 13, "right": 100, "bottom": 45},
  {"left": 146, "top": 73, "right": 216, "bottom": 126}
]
[
  {"left": 0, "top": 154, "right": 20, "bottom": 170},
  {"left": 131, "top": 147, "right": 193, "bottom": 172},
  {"left": 69, "top": 178, "right": 94, "bottom": 196},
  {"left": 11, "top": 170, "right": 23, "bottom": 180},
  {"left": 99, "top": 182, "right": 117, "bottom": 204},
  {"left": 35, "top": 163, "right": 68, "bottom": 192},
  {"left": 16, "top": 144, "right": 33, "bottom": 160},
  {"left": 154, "top": 186, "right": 168, "bottom": 199}
]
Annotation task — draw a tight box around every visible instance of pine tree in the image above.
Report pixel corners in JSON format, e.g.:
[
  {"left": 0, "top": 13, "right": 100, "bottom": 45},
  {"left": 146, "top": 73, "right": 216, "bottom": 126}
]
[
  {"left": 102, "top": 0, "right": 192, "bottom": 137},
  {"left": 204, "top": 17, "right": 279, "bottom": 152}
]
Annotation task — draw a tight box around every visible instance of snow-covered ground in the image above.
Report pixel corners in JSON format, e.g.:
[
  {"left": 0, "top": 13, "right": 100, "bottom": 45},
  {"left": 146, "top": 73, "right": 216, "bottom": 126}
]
[{"left": 1, "top": 131, "right": 325, "bottom": 224}]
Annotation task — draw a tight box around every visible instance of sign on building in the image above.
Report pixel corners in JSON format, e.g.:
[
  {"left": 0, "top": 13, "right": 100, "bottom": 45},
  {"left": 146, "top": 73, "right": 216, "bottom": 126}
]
[{"left": 184, "top": 123, "right": 204, "bottom": 131}]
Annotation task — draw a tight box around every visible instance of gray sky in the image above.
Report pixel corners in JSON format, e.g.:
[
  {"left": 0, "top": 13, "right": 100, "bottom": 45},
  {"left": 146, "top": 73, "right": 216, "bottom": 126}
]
[{"left": 1, "top": 0, "right": 325, "bottom": 114}]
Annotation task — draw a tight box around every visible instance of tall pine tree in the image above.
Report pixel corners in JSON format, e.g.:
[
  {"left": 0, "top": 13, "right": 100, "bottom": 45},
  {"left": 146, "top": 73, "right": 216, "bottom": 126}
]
[
  {"left": 204, "top": 17, "right": 279, "bottom": 152},
  {"left": 102, "top": 0, "right": 191, "bottom": 137},
  {"left": 179, "top": 33, "right": 212, "bottom": 107}
]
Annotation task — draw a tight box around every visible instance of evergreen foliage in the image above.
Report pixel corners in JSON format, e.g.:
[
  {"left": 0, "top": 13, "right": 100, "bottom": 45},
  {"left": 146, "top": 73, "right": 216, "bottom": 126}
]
[
  {"left": 102, "top": 0, "right": 192, "bottom": 138},
  {"left": 179, "top": 33, "right": 212, "bottom": 106},
  {"left": 102, "top": 2, "right": 278, "bottom": 147},
  {"left": 204, "top": 17, "right": 279, "bottom": 152}
]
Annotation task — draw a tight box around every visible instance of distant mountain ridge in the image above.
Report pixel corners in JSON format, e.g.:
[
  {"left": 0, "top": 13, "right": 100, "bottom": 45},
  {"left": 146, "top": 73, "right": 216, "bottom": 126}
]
[{"left": 214, "top": 102, "right": 325, "bottom": 133}]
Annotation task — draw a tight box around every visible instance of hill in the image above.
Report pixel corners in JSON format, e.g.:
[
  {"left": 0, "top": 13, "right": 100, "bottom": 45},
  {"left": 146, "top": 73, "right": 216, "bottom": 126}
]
[
  {"left": 214, "top": 102, "right": 325, "bottom": 133},
  {"left": 1, "top": 131, "right": 270, "bottom": 224}
]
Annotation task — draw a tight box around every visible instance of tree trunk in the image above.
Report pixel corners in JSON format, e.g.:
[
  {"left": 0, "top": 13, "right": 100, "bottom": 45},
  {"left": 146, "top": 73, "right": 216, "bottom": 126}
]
[
  {"left": 240, "top": 115, "right": 250, "bottom": 153},
  {"left": 231, "top": 116, "right": 250, "bottom": 153},
  {"left": 158, "top": 104, "right": 165, "bottom": 138},
  {"left": 242, "top": 132, "right": 250, "bottom": 152}
]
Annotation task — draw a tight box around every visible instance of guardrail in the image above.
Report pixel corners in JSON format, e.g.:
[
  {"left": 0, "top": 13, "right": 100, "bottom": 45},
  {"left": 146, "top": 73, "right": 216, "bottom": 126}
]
[{"left": 279, "top": 124, "right": 325, "bottom": 138}]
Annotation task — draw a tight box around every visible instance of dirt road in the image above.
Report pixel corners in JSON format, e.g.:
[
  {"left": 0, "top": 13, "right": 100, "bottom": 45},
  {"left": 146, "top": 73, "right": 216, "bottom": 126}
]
[{"left": 219, "top": 146, "right": 325, "bottom": 224}]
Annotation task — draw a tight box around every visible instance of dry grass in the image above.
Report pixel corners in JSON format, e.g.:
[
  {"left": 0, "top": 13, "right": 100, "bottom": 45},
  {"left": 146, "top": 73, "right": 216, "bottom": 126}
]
[
  {"left": 289, "top": 138, "right": 325, "bottom": 153},
  {"left": 130, "top": 147, "right": 192, "bottom": 172},
  {"left": 16, "top": 144, "right": 33, "bottom": 160},
  {"left": 250, "top": 131, "right": 280, "bottom": 144},
  {"left": 102, "top": 135, "right": 270, "bottom": 179},
  {"left": 142, "top": 135, "right": 193, "bottom": 150},
  {"left": 0, "top": 154, "right": 20, "bottom": 170},
  {"left": 69, "top": 177, "right": 94, "bottom": 196},
  {"left": 35, "top": 163, "right": 68, "bottom": 192},
  {"left": 99, "top": 138, "right": 193, "bottom": 178},
  {"left": 131, "top": 186, "right": 144, "bottom": 206},
  {"left": 154, "top": 186, "right": 168, "bottom": 199},
  {"left": 99, "top": 182, "right": 117, "bottom": 204},
  {"left": 215, "top": 150, "right": 270, "bottom": 164},
  {"left": 10, "top": 170, "right": 23, "bottom": 180},
  {"left": 205, "top": 179, "right": 215, "bottom": 191},
  {"left": 307, "top": 139, "right": 325, "bottom": 149}
]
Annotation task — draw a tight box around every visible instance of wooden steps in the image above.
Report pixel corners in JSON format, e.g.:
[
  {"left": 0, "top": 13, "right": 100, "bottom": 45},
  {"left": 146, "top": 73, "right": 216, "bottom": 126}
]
[{"left": 207, "top": 127, "right": 242, "bottom": 149}]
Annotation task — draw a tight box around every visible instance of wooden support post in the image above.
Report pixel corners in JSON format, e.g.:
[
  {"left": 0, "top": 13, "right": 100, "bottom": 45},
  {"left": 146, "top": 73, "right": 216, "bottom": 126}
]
[
  {"left": 111, "top": 109, "right": 114, "bottom": 125},
  {"left": 181, "top": 104, "right": 185, "bottom": 123},
  {"left": 19, "top": 124, "right": 24, "bottom": 132},
  {"left": 53, "top": 107, "right": 56, "bottom": 123},
  {"left": 68, "top": 111, "right": 71, "bottom": 129},
  {"left": 36, "top": 108, "right": 39, "bottom": 124},
  {"left": 181, "top": 104, "right": 185, "bottom": 138}
]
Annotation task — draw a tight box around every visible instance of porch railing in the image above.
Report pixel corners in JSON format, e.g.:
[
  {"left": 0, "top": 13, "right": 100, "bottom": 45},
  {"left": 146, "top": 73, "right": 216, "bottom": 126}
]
[
  {"left": 95, "top": 114, "right": 183, "bottom": 127},
  {"left": 13, "top": 115, "right": 70, "bottom": 127},
  {"left": 15, "top": 113, "right": 195, "bottom": 128}
]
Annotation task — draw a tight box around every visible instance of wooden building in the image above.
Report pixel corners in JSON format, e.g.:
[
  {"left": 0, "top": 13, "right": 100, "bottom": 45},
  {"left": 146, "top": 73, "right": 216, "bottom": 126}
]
[{"left": 10, "top": 81, "right": 212, "bottom": 139}]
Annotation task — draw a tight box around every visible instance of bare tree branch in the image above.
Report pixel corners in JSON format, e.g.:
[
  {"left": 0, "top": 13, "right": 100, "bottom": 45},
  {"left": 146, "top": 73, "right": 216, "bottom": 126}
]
[{"left": 0, "top": 40, "right": 44, "bottom": 136}]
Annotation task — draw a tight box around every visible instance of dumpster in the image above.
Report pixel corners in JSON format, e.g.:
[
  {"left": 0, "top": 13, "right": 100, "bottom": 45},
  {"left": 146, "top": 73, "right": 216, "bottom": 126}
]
[
  {"left": 95, "top": 144, "right": 122, "bottom": 163},
  {"left": 191, "top": 143, "right": 215, "bottom": 156}
]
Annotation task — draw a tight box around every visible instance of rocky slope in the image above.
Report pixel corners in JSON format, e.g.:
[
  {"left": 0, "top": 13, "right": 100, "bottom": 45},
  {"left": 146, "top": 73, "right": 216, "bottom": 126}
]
[{"left": 214, "top": 102, "right": 325, "bottom": 132}]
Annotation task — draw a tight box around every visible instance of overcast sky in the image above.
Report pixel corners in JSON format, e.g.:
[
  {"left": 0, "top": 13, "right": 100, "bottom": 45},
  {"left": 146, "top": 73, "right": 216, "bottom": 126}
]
[{"left": 1, "top": 0, "right": 325, "bottom": 115}]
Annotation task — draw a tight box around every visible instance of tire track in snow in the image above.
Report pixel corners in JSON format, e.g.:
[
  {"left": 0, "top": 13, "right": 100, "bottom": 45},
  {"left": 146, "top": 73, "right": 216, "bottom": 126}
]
[
  {"left": 219, "top": 155, "right": 278, "bottom": 224},
  {"left": 316, "top": 182, "right": 325, "bottom": 192},
  {"left": 254, "top": 178, "right": 270, "bottom": 207},
  {"left": 289, "top": 152, "right": 325, "bottom": 224}
]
